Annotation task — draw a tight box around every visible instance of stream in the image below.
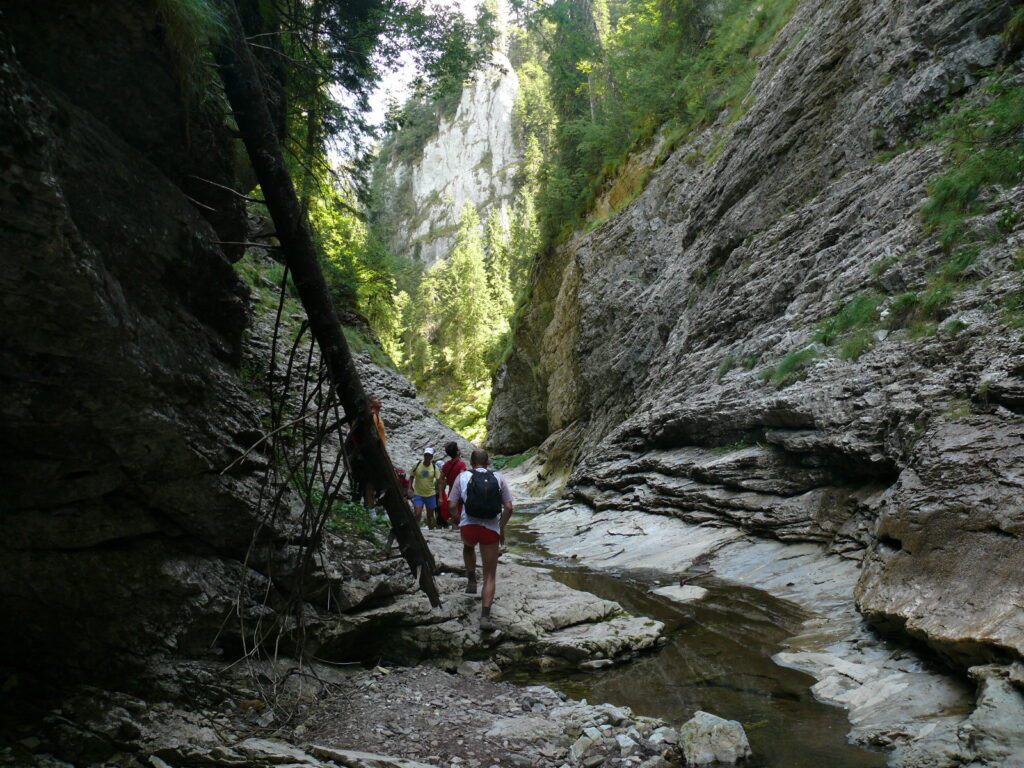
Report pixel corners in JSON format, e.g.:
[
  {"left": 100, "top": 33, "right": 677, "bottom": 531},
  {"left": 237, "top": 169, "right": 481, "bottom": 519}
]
[{"left": 503, "top": 505, "right": 888, "bottom": 768}]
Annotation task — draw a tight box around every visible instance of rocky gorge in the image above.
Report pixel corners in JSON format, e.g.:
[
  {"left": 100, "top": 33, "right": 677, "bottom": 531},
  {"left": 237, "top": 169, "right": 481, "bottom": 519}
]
[
  {"left": 4, "top": 0, "right": 1024, "bottom": 766},
  {"left": 486, "top": 0, "right": 1024, "bottom": 764},
  {"left": 0, "top": 3, "right": 679, "bottom": 767}
]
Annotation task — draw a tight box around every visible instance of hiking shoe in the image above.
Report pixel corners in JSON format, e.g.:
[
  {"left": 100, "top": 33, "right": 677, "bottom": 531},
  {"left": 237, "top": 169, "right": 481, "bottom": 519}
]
[
  {"left": 465, "top": 579, "right": 477, "bottom": 595},
  {"left": 479, "top": 614, "right": 497, "bottom": 633}
]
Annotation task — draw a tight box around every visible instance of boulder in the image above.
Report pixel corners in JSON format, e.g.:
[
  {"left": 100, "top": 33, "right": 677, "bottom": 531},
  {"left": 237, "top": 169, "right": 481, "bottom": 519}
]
[{"left": 678, "top": 711, "right": 752, "bottom": 765}]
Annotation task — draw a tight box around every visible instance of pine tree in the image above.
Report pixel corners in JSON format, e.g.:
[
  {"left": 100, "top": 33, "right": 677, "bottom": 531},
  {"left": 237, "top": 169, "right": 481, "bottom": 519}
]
[
  {"left": 484, "top": 209, "right": 515, "bottom": 322},
  {"left": 509, "top": 190, "right": 541, "bottom": 291},
  {"left": 438, "top": 203, "right": 497, "bottom": 383}
]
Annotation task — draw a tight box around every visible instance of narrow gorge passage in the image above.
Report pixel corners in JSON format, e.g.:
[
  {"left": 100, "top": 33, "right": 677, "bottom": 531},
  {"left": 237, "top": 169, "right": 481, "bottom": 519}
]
[
  {"left": 503, "top": 505, "right": 887, "bottom": 768},
  {"left": 4, "top": 0, "right": 1024, "bottom": 765}
]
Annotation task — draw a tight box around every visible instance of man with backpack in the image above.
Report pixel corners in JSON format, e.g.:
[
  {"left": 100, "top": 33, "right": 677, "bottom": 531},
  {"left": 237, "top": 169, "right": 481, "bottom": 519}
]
[{"left": 447, "top": 449, "right": 514, "bottom": 632}]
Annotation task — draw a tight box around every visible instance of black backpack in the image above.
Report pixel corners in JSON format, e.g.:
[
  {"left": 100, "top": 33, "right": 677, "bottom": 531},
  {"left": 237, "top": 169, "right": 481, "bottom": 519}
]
[{"left": 464, "top": 470, "right": 502, "bottom": 519}]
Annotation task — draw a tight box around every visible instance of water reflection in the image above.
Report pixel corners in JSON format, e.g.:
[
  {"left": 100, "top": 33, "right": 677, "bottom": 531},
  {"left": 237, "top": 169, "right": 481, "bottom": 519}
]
[{"left": 504, "top": 517, "right": 887, "bottom": 768}]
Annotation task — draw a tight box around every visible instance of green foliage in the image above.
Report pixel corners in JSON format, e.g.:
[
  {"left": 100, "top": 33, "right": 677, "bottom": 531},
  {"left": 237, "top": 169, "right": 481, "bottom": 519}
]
[
  {"left": 813, "top": 294, "right": 883, "bottom": 344},
  {"left": 1001, "top": 280, "right": 1024, "bottom": 327},
  {"left": 485, "top": 210, "right": 516, "bottom": 320},
  {"left": 154, "top": 0, "right": 224, "bottom": 99},
  {"left": 944, "top": 398, "right": 972, "bottom": 421},
  {"left": 874, "top": 247, "right": 979, "bottom": 332},
  {"left": 716, "top": 354, "right": 738, "bottom": 381},
  {"left": 921, "top": 75, "right": 1024, "bottom": 248},
  {"left": 343, "top": 326, "right": 394, "bottom": 369},
  {"left": 887, "top": 291, "right": 921, "bottom": 328},
  {"left": 1004, "top": 7, "right": 1024, "bottom": 57},
  {"left": 838, "top": 330, "right": 875, "bottom": 360},
  {"left": 515, "top": 0, "right": 799, "bottom": 245},
  {"left": 870, "top": 253, "right": 901, "bottom": 278},
  {"left": 761, "top": 347, "right": 819, "bottom": 388},
  {"left": 492, "top": 449, "right": 538, "bottom": 471},
  {"left": 325, "top": 500, "right": 391, "bottom": 545},
  {"left": 381, "top": 90, "right": 462, "bottom": 167},
  {"left": 712, "top": 438, "right": 755, "bottom": 455},
  {"left": 942, "top": 318, "right": 969, "bottom": 336},
  {"left": 394, "top": 204, "right": 510, "bottom": 439}
]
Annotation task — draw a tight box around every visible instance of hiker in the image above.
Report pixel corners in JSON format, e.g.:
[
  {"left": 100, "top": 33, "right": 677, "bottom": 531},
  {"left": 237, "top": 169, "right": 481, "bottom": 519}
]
[
  {"left": 438, "top": 442, "right": 466, "bottom": 530},
  {"left": 409, "top": 447, "right": 442, "bottom": 528},
  {"left": 369, "top": 395, "right": 387, "bottom": 446},
  {"left": 448, "top": 449, "right": 514, "bottom": 632},
  {"left": 345, "top": 393, "right": 388, "bottom": 507}
]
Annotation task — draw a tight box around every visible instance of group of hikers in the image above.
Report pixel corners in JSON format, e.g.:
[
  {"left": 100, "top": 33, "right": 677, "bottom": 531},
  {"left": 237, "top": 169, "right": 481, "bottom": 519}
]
[
  {"left": 405, "top": 442, "right": 514, "bottom": 632},
  {"left": 348, "top": 395, "right": 515, "bottom": 634}
]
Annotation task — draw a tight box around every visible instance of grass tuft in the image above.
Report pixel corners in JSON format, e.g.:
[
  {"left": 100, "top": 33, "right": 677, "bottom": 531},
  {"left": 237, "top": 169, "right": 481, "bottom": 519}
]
[
  {"left": 921, "top": 75, "right": 1024, "bottom": 248},
  {"left": 761, "top": 347, "right": 820, "bottom": 388},
  {"left": 814, "top": 294, "right": 883, "bottom": 344}
]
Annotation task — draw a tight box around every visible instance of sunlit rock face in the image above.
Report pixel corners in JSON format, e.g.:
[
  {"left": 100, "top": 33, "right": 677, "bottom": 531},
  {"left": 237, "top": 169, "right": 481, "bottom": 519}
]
[{"left": 383, "top": 48, "right": 521, "bottom": 266}]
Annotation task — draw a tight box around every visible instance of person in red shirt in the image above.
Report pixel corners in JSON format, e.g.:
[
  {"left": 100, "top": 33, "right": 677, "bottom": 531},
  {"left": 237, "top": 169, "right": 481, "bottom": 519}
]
[{"left": 438, "top": 442, "right": 466, "bottom": 530}]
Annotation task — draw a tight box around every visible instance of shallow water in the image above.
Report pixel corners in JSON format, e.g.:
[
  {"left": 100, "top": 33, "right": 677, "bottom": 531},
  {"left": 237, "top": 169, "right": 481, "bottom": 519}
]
[{"left": 504, "top": 510, "right": 888, "bottom": 768}]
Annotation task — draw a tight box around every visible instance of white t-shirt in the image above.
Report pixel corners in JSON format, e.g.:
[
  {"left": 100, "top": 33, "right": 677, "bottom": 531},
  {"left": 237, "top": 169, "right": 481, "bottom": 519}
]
[{"left": 448, "top": 467, "right": 513, "bottom": 533}]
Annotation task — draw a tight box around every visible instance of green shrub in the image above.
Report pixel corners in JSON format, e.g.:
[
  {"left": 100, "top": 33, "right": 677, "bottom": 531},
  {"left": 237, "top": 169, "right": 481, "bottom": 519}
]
[
  {"left": 937, "top": 246, "right": 978, "bottom": 282},
  {"left": 942, "top": 318, "right": 969, "bottom": 336},
  {"left": 921, "top": 76, "right": 1024, "bottom": 248},
  {"left": 717, "top": 354, "right": 738, "bottom": 381},
  {"left": 920, "top": 282, "right": 956, "bottom": 318},
  {"left": 326, "top": 500, "right": 391, "bottom": 545},
  {"left": 887, "top": 292, "right": 920, "bottom": 328},
  {"left": 839, "top": 330, "right": 875, "bottom": 360},
  {"left": 762, "top": 347, "right": 819, "bottom": 388},
  {"left": 814, "top": 294, "right": 883, "bottom": 344},
  {"left": 870, "top": 254, "right": 900, "bottom": 278},
  {"left": 1002, "top": 284, "right": 1024, "bottom": 327}
]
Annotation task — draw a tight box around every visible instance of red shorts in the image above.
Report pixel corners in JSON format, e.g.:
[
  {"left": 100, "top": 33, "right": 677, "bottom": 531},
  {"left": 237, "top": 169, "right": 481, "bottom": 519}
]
[{"left": 460, "top": 524, "right": 500, "bottom": 546}]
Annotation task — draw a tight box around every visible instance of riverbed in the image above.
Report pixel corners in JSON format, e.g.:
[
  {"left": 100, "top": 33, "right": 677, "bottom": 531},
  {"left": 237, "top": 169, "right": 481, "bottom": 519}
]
[{"left": 500, "top": 502, "right": 920, "bottom": 768}]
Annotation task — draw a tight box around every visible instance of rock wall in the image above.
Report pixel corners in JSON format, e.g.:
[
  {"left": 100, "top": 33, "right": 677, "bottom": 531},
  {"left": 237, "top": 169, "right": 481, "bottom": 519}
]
[
  {"left": 489, "top": 0, "right": 1024, "bottom": 680},
  {"left": 0, "top": 3, "right": 467, "bottom": 688},
  {"left": 376, "top": 33, "right": 521, "bottom": 266}
]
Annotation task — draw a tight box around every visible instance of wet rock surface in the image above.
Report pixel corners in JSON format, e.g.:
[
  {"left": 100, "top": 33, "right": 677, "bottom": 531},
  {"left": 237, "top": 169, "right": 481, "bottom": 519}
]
[
  {"left": 524, "top": 501, "right": 992, "bottom": 766},
  {"left": 312, "top": 530, "right": 663, "bottom": 671}
]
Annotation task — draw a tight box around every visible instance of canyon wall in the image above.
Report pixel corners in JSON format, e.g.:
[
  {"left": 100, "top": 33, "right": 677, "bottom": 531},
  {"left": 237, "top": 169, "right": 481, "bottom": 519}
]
[
  {"left": 490, "top": 0, "right": 1024, "bottom": 678},
  {"left": 0, "top": 0, "right": 464, "bottom": 685},
  {"left": 374, "top": 38, "right": 521, "bottom": 266}
]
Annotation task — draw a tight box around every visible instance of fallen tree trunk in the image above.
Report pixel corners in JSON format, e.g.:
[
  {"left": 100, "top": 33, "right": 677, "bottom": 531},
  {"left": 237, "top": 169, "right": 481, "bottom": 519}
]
[{"left": 212, "top": 0, "right": 440, "bottom": 607}]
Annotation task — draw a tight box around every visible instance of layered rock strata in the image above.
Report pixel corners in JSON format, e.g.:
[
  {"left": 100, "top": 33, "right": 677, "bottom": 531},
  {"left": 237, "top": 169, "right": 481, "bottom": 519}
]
[
  {"left": 490, "top": 0, "right": 1024, "bottom": 687},
  {"left": 0, "top": 8, "right": 460, "bottom": 688}
]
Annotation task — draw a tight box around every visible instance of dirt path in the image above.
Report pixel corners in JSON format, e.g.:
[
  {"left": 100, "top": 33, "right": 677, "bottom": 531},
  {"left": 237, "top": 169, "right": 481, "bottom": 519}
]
[{"left": 298, "top": 664, "right": 681, "bottom": 768}]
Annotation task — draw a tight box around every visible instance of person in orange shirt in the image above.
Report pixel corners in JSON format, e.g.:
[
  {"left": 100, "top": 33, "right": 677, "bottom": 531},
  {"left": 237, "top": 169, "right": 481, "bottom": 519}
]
[
  {"left": 347, "top": 394, "right": 388, "bottom": 507},
  {"left": 369, "top": 395, "right": 387, "bottom": 445}
]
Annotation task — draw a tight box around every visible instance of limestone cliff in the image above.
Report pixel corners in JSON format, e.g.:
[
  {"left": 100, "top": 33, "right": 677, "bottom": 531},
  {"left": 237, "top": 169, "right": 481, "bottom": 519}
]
[
  {"left": 374, "top": 38, "right": 521, "bottom": 265},
  {"left": 490, "top": 0, "right": 1024, "bottom": 685}
]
